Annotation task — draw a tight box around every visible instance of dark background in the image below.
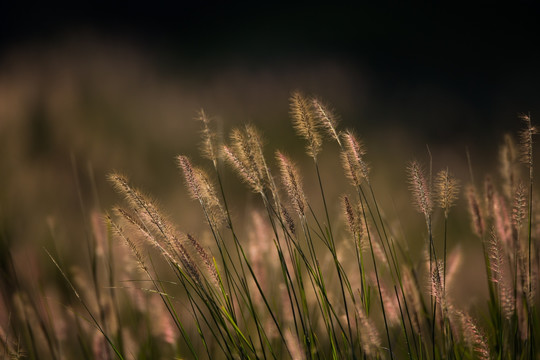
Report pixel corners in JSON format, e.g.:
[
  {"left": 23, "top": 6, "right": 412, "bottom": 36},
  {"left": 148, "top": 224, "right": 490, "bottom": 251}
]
[
  {"left": 2, "top": 2, "right": 539, "bottom": 142},
  {"left": 4, "top": 1, "right": 540, "bottom": 135}
]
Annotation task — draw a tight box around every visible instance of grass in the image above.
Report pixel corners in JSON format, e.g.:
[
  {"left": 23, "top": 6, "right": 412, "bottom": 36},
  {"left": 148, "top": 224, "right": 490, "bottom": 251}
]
[{"left": 0, "top": 92, "right": 539, "bottom": 359}]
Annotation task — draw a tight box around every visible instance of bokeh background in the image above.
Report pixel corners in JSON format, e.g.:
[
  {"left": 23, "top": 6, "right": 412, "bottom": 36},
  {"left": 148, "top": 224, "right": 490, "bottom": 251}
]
[{"left": 1, "top": 2, "right": 540, "bottom": 316}]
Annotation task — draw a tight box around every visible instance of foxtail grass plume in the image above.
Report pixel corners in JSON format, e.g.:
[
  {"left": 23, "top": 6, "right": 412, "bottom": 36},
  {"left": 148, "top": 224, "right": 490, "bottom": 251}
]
[
  {"left": 290, "top": 91, "right": 322, "bottom": 160},
  {"left": 108, "top": 213, "right": 148, "bottom": 273},
  {"left": 186, "top": 234, "right": 219, "bottom": 287},
  {"left": 177, "top": 155, "right": 226, "bottom": 226},
  {"left": 408, "top": 160, "right": 432, "bottom": 221},
  {"left": 436, "top": 169, "right": 460, "bottom": 218},
  {"left": 341, "top": 130, "right": 370, "bottom": 186},
  {"left": 519, "top": 113, "right": 537, "bottom": 167},
  {"left": 281, "top": 206, "right": 296, "bottom": 235},
  {"left": 276, "top": 151, "right": 307, "bottom": 218},
  {"left": 431, "top": 260, "right": 446, "bottom": 311},
  {"left": 512, "top": 181, "right": 527, "bottom": 230},
  {"left": 197, "top": 109, "right": 219, "bottom": 165},
  {"left": 222, "top": 125, "right": 268, "bottom": 194},
  {"left": 311, "top": 97, "right": 341, "bottom": 146},
  {"left": 108, "top": 173, "right": 202, "bottom": 283},
  {"left": 486, "top": 230, "right": 504, "bottom": 286},
  {"left": 458, "top": 312, "right": 490, "bottom": 360},
  {"left": 466, "top": 185, "right": 484, "bottom": 238},
  {"left": 343, "top": 195, "right": 362, "bottom": 238}
]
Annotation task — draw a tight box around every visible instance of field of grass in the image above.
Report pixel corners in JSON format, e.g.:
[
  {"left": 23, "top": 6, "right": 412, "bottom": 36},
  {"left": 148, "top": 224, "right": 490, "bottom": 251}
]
[{"left": 1, "top": 81, "right": 539, "bottom": 359}]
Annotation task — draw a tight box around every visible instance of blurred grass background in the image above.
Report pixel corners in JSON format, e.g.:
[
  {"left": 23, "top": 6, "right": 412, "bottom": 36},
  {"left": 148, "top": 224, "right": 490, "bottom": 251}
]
[{"left": 1, "top": 2, "right": 540, "bottom": 330}]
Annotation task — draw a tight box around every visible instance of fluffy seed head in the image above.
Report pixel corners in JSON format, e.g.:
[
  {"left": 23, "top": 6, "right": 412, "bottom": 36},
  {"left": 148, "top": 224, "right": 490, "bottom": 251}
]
[
  {"left": 186, "top": 234, "right": 219, "bottom": 287},
  {"left": 281, "top": 207, "right": 296, "bottom": 235},
  {"left": 431, "top": 260, "right": 446, "bottom": 311},
  {"left": 458, "top": 312, "right": 490, "bottom": 360},
  {"left": 222, "top": 145, "right": 262, "bottom": 193},
  {"left": 519, "top": 113, "right": 537, "bottom": 167},
  {"left": 108, "top": 173, "right": 202, "bottom": 283},
  {"left": 486, "top": 230, "right": 504, "bottom": 288},
  {"left": 512, "top": 181, "right": 527, "bottom": 230},
  {"left": 341, "top": 130, "right": 370, "bottom": 186},
  {"left": 408, "top": 160, "right": 432, "bottom": 220},
  {"left": 177, "top": 155, "right": 226, "bottom": 226},
  {"left": 197, "top": 109, "right": 219, "bottom": 164},
  {"left": 311, "top": 97, "right": 341, "bottom": 145},
  {"left": 108, "top": 212, "right": 148, "bottom": 273},
  {"left": 436, "top": 169, "right": 460, "bottom": 217},
  {"left": 223, "top": 125, "right": 269, "bottom": 194},
  {"left": 342, "top": 196, "right": 364, "bottom": 242},
  {"left": 276, "top": 151, "right": 307, "bottom": 218},
  {"left": 290, "top": 91, "right": 322, "bottom": 160}
]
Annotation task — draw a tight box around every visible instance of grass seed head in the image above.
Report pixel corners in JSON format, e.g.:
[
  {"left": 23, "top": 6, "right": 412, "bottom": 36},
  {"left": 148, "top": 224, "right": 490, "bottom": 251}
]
[
  {"left": 512, "top": 181, "right": 527, "bottom": 231},
  {"left": 311, "top": 97, "right": 341, "bottom": 145},
  {"left": 436, "top": 169, "right": 460, "bottom": 218},
  {"left": 519, "top": 113, "right": 537, "bottom": 167},
  {"left": 290, "top": 91, "right": 322, "bottom": 160},
  {"left": 276, "top": 151, "right": 307, "bottom": 218},
  {"left": 197, "top": 109, "right": 219, "bottom": 164},
  {"left": 341, "top": 130, "right": 370, "bottom": 186},
  {"left": 408, "top": 160, "right": 432, "bottom": 220}
]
